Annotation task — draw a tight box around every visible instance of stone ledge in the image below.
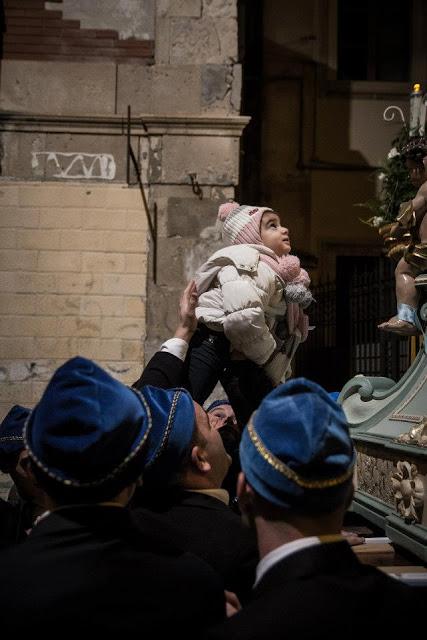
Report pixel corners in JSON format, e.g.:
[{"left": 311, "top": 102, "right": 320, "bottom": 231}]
[{"left": 0, "top": 111, "right": 250, "bottom": 137}]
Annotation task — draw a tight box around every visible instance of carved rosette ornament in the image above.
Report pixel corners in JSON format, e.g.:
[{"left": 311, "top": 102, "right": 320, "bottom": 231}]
[{"left": 391, "top": 461, "right": 424, "bottom": 523}]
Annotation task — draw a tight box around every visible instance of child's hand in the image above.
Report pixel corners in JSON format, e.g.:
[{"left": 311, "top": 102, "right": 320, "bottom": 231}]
[{"left": 174, "top": 280, "right": 198, "bottom": 341}]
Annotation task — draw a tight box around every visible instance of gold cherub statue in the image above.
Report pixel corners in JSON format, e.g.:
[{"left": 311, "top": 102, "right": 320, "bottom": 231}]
[{"left": 378, "top": 137, "right": 427, "bottom": 335}]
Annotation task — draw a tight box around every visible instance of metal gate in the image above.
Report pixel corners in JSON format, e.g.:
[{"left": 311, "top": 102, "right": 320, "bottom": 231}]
[{"left": 294, "top": 257, "right": 418, "bottom": 390}]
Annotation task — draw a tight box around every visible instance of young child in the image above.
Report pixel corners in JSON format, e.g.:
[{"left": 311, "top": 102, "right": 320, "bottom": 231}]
[{"left": 186, "top": 201, "right": 312, "bottom": 420}]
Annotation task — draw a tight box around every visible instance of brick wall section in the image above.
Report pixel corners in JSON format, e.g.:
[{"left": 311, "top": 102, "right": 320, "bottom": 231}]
[
  {"left": 0, "top": 182, "right": 148, "bottom": 420},
  {"left": 2, "top": 0, "right": 154, "bottom": 62}
]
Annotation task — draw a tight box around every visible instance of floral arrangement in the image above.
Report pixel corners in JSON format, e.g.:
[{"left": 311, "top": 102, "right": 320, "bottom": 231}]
[{"left": 357, "top": 126, "right": 417, "bottom": 228}]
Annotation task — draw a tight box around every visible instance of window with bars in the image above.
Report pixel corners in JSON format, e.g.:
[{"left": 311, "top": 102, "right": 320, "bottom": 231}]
[{"left": 294, "top": 257, "right": 416, "bottom": 390}]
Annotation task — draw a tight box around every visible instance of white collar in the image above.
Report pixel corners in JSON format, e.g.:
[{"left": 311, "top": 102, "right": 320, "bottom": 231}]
[
  {"left": 186, "top": 488, "right": 230, "bottom": 506},
  {"left": 255, "top": 536, "right": 321, "bottom": 586}
]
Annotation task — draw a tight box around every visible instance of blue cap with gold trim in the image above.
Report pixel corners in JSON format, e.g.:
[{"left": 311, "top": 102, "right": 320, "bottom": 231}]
[
  {"left": 0, "top": 405, "right": 30, "bottom": 472},
  {"left": 239, "top": 378, "right": 355, "bottom": 511},
  {"left": 139, "top": 385, "right": 195, "bottom": 484},
  {"left": 25, "top": 357, "right": 152, "bottom": 490}
]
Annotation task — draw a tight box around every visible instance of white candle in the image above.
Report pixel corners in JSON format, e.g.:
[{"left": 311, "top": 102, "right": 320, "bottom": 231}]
[
  {"left": 410, "top": 83, "right": 423, "bottom": 135},
  {"left": 419, "top": 95, "right": 427, "bottom": 136}
]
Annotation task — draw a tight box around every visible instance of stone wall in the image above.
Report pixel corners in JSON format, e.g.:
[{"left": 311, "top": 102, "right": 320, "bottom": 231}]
[
  {"left": 1, "top": 0, "right": 240, "bottom": 118},
  {"left": 0, "top": 0, "right": 245, "bottom": 497},
  {"left": 2, "top": 0, "right": 154, "bottom": 62},
  {"left": 0, "top": 0, "right": 247, "bottom": 401},
  {"left": 143, "top": 0, "right": 245, "bottom": 357},
  {"left": 0, "top": 181, "right": 147, "bottom": 419}
]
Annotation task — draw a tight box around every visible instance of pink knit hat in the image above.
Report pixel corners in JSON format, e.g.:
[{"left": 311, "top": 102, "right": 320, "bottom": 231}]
[
  {"left": 217, "top": 201, "right": 312, "bottom": 309},
  {"left": 218, "top": 201, "right": 274, "bottom": 245}
]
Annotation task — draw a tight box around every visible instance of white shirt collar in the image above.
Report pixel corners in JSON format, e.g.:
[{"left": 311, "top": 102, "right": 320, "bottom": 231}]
[
  {"left": 186, "top": 488, "right": 230, "bottom": 506},
  {"left": 255, "top": 536, "right": 321, "bottom": 586}
]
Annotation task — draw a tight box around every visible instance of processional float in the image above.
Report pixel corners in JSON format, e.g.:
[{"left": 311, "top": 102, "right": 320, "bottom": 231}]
[{"left": 340, "top": 87, "right": 427, "bottom": 561}]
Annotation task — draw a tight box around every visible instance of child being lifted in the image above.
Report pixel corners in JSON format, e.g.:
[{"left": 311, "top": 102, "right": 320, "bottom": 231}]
[{"left": 186, "top": 201, "right": 313, "bottom": 423}]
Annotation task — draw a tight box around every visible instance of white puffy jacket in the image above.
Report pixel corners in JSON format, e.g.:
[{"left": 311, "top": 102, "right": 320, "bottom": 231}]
[{"left": 195, "top": 244, "right": 304, "bottom": 384}]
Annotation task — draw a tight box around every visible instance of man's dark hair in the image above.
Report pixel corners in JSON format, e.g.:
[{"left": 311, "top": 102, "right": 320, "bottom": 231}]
[
  {"left": 0, "top": 450, "right": 21, "bottom": 475},
  {"left": 250, "top": 477, "right": 355, "bottom": 520},
  {"left": 29, "top": 456, "right": 143, "bottom": 506}
]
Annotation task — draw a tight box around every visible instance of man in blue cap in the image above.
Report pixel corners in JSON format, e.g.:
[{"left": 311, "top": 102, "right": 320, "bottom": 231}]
[
  {"left": 0, "top": 405, "right": 46, "bottom": 547},
  {"left": 131, "top": 382, "right": 258, "bottom": 604},
  {"left": 205, "top": 378, "right": 422, "bottom": 639},
  {"left": 0, "top": 356, "right": 225, "bottom": 634},
  {"left": 0, "top": 405, "right": 29, "bottom": 548},
  {"left": 132, "top": 281, "right": 258, "bottom": 603},
  {"left": 205, "top": 398, "right": 242, "bottom": 502}
]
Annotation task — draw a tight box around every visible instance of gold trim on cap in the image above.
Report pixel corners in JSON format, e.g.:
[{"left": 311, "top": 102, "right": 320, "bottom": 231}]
[
  {"left": 145, "top": 388, "right": 183, "bottom": 467},
  {"left": 247, "top": 419, "right": 354, "bottom": 489},
  {"left": 0, "top": 435, "right": 23, "bottom": 442}
]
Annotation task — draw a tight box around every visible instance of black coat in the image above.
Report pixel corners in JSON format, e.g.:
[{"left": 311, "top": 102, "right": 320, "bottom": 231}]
[
  {"left": 0, "top": 498, "right": 24, "bottom": 549},
  {"left": 133, "top": 351, "right": 258, "bottom": 601},
  {"left": 133, "top": 350, "right": 185, "bottom": 391},
  {"left": 205, "top": 540, "right": 423, "bottom": 639},
  {"left": 0, "top": 504, "right": 225, "bottom": 634},
  {"left": 133, "top": 349, "right": 243, "bottom": 502},
  {"left": 133, "top": 490, "right": 258, "bottom": 603},
  {"left": 133, "top": 346, "right": 271, "bottom": 427}
]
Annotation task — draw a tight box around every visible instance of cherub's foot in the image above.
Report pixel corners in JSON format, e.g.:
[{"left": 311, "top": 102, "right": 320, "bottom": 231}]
[{"left": 378, "top": 316, "right": 420, "bottom": 336}]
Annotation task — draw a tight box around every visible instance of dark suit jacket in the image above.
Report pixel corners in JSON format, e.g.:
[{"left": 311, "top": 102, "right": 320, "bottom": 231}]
[
  {"left": 133, "top": 350, "right": 185, "bottom": 390},
  {"left": 0, "top": 498, "right": 23, "bottom": 549},
  {"left": 133, "top": 490, "right": 258, "bottom": 603},
  {"left": 205, "top": 540, "right": 423, "bottom": 639},
  {"left": 133, "top": 347, "right": 265, "bottom": 427},
  {"left": 133, "top": 349, "right": 243, "bottom": 502},
  {"left": 0, "top": 504, "right": 225, "bottom": 634},
  {"left": 133, "top": 349, "right": 257, "bottom": 600}
]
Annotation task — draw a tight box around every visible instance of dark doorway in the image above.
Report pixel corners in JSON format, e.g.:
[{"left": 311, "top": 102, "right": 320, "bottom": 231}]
[
  {"left": 237, "top": 0, "right": 263, "bottom": 204},
  {"left": 294, "top": 256, "right": 410, "bottom": 391}
]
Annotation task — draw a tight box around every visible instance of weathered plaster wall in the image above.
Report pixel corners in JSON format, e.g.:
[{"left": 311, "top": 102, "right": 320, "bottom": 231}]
[
  {"left": 1, "top": 1, "right": 241, "bottom": 118},
  {"left": 2, "top": 0, "right": 154, "bottom": 63},
  {"left": 48, "top": 0, "right": 156, "bottom": 40}
]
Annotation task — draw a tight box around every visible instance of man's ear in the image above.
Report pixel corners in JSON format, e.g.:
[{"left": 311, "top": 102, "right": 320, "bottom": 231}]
[
  {"left": 191, "top": 445, "right": 211, "bottom": 474},
  {"left": 15, "top": 450, "right": 32, "bottom": 480},
  {"left": 236, "top": 472, "right": 254, "bottom": 514},
  {"left": 344, "top": 481, "right": 355, "bottom": 511},
  {"left": 16, "top": 452, "right": 43, "bottom": 490}
]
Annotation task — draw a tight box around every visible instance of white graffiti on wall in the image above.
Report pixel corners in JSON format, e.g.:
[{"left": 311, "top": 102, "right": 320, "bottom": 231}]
[{"left": 31, "top": 152, "right": 116, "bottom": 180}]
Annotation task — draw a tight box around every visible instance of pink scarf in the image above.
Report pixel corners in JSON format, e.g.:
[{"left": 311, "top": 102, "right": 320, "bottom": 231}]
[
  {"left": 256, "top": 249, "right": 310, "bottom": 342},
  {"left": 258, "top": 251, "right": 310, "bottom": 287}
]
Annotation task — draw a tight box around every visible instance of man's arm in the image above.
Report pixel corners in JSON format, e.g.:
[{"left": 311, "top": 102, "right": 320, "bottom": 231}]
[{"left": 133, "top": 281, "right": 198, "bottom": 390}]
